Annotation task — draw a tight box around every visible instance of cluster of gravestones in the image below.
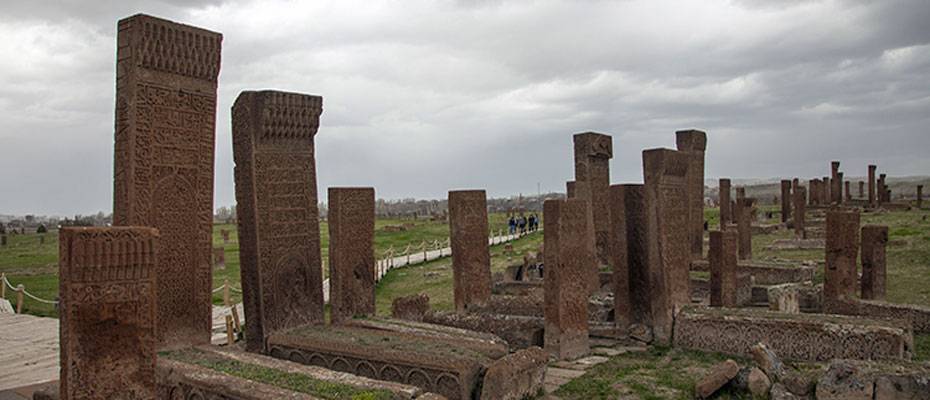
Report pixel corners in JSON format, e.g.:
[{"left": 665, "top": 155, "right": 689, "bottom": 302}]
[{"left": 38, "top": 12, "right": 930, "bottom": 400}]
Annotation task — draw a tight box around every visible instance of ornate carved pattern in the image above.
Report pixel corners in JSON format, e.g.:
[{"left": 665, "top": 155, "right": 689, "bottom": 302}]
[
  {"left": 268, "top": 345, "right": 468, "bottom": 400},
  {"left": 449, "top": 190, "right": 491, "bottom": 313},
  {"left": 232, "top": 91, "right": 324, "bottom": 353},
  {"left": 59, "top": 227, "right": 158, "bottom": 400},
  {"left": 329, "top": 187, "right": 376, "bottom": 323},
  {"left": 112, "top": 14, "right": 220, "bottom": 350},
  {"left": 673, "top": 308, "right": 910, "bottom": 361}
]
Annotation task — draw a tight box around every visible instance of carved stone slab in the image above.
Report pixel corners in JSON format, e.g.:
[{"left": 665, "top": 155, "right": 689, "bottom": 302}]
[
  {"left": 449, "top": 190, "right": 491, "bottom": 313},
  {"left": 329, "top": 187, "right": 376, "bottom": 323}
]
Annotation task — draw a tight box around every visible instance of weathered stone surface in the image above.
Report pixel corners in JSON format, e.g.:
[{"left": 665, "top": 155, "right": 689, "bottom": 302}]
[
  {"left": 825, "top": 297, "right": 930, "bottom": 334},
  {"left": 719, "top": 179, "right": 732, "bottom": 229},
  {"left": 781, "top": 369, "right": 817, "bottom": 396},
  {"left": 780, "top": 180, "right": 792, "bottom": 223},
  {"left": 676, "top": 129, "right": 706, "bottom": 258},
  {"left": 473, "top": 294, "right": 544, "bottom": 318},
  {"left": 422, "top": 311, "right": 544, "bottom": 350},
  {"left": 751, "top": 342, "right": 786, "bottom": 382},
  {"left": 573, "top": 132, "right": 613, "bottom": 267},
  {"left": 859, "top": 180, "right": 865, "bottom": 198},
  {"left": 329, "top": 187, "right": 376, "bottom": 324},
  {"left": 691, "top": 260, "right": 814, "bottom": 286},
  {"left": 232, "top": 90, "right": 324, "bottom": 353},
  {"left": 874, "top": 374, "right": 930, "bottom": 400},
  {"left": 673, "top": 307, "right": 912, "bottom": 361},
  {"left": 832, "top": 161, "right": 842, "bottom": 204},
  {"left": 449, "top": 190, "right": 491, "bottom": 313},
  {"left": 768, "top": 283, "right": 800, "bottom": 313},
  {"left": 621, "top": 184, "right": 651, "bottom": 327},
  {"left": 709, "top": 230, "right": 738, "bottom": 307},
  {"left": 642, "top": 148, "right": 691, "bottom": 344},
  {"left": 770, "top": 383, "right": 805, "bottom": 400},
  {"left": 344, "top": 317, "right": 509, "bottom": 359},
  {"left": 392, "top": 294, "right": 431, "bottom": 322},
  {"left": 747, "top": 366, "right": 772, "bottom": 397},
  {"left": 861, "top": 225, "right": 889, "bottom": 300},
  {"left": 112, "top": 14, "right": 222, "bottom": 350},
  {"left": 736, "top": 197, "right": 755, "bottom": 260},
  {"left": 492, "top": 280, "right": 544, "bottom": 297},
  {"left": 608, "top": 184, "right": 631, "bottom": 327},
  {"left": 825, "top": 210, "right": 860, "bottom": 303},
  {"left": 816, "top": 360, "right": 874, "bottom": 400},
  {"left": 794, "top": 186, "right": 807, "bottom": 238},
  {"left": 543, "top": 198, "right": 592, "bottom": 360},
  {"left": 695, "top": 359, "right": 739, "bottom": 399},
  {"left": 59, "top": 227, "right": 158, "bottom": 400},
  {"left": 480, "top": 347, "right": 548, "bottom": 400}
]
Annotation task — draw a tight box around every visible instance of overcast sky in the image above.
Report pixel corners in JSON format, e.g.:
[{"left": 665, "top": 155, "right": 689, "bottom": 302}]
[{"left": 1, "top": 0, "right": 929, "bottom": 216}]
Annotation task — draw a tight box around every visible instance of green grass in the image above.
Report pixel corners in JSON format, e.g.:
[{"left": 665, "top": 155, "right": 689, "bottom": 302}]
[{"left": 162, "top": 348, "right": 397, "bottom": 400}]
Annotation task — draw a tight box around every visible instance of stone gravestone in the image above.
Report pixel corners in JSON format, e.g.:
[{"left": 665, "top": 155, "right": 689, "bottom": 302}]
[
  {"left": 794, "top": 186, "right": 807, "bottom": 239},
  {"left": 859, "top": 181, "right": 865, "bottom": 199},
  {"left": 719, "top": 179, "right": 732, "bottom": 230},
  {"left": 642, "top": 148, "right": 691, "bottom": 344},
  {"left": 823, "top": 177, "right": 831, "bottom": 205},
  {"left": 329, "top": 187, "right": 376, "bottom": 324},
  {"left": 59, "top": 227, "right": 158, "bottom": 399},
  {"left": 449, "top": 190, "right": 492, "bottom": 313},
  {"left": 709, "top": 230, "right": 738, "bottom": 308},
  {"left": 232, "top": 90, "right": 324, "bottom": 353},
  {"left": 608, "top": 185, "right": 630, "bottom": 328},
  {"left": 619, "top": 184, "right": 651, "bottom": 327},
  {"left": 111, "top": 14, "right": 222, "bottom": 350},
  {"left": 543, "top": 198, "right": 592, "bottom": 360},
  {"left": 878, "top": 174, "right": 886, "bottom": 206},
  {"left": 844, "top": 180, "right": 851, "bottom": 202},
  {"left": 573, "top": 132, "right": 612, "bottom": 267},
  {"left": 868, "top": 165, "right": 877, "bottom": 207},
  {"left": 918, "top": 185, "right": 924, "bottom": 209},
  {"left": 831, "top": 161, "right": 841, "bottom": 204},
  {"left": 824, "top": 210, "right": 860, "bottom": 304},
  {"left": 780, "top": 180, "right": 791, "bottom": 223},
  {"left": 676, "top": 129, "right": 707, "bottom": 258},
  {"left": 736, "top": 197, "right": 755, "bottom": 261},
  {"left": 212, "top": 247, "right": 225, "bottom": 269},
  {"left": 221, "top": 229, "right": 230, "bottom": 244},
  {"left": 860, "top": 225, "right": 888, "bottom": 301}
]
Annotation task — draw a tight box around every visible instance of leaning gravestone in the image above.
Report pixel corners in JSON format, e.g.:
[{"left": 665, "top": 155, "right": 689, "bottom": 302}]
[
  {"left": 232, "top": 90, "right": 325, "bottom": 353},
  {"left": 59, "top": 227, "right": 158, "bottom": 399},
  {"left": 329, "top": 187, "right": 376, "bottom": 324},
  {"left": 111, "top": 14, "right": 222, "bottom": 350}
]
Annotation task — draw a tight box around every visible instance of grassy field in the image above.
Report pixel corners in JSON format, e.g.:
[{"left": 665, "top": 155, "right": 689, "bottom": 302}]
[{"left": 0, "top": 212, "right": 524, "bottom": 317}]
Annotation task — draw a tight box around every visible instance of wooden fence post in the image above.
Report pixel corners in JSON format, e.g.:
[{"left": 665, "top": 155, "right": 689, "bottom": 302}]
[
  {"left": 231, "top": 304, "right": 242, "bottom": 332},
  {"left": 16, "top": 284, "right": 24, "bottom": 314},
  {"left": 225, "top": 315, "right": 235, "bottom": 345},
  {"left": 0, "top": 273, "right": 6, "bottom": 299}
]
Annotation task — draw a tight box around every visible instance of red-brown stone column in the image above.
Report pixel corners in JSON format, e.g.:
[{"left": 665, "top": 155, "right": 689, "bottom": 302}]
[
  {"left": 608, "top": 185, "right": 630, "bottom": 328},
  {"left": 831, "top": 161, "right": 841, "bottom": 204},
  {"left": 878, "top": 174, "right": 886, "bottom": 206},
  {"left": 449, "top": 190, "right": 492, "bottom": 313},
  {"left": 719, "top": 179, "right": 732, "bottom": 230},
  {"left": 233, "top": 90, "right": 325, "bottom": 353},
  {"left": 736, "top": 197, "right": 755, "bottom": 261},
  {"left": 59, "top": 227, "right": 158, "bottom": 399},
  {"left": 329, "top": 187, "right": 376, "bottom": 324},
  {"left": 845, "top": 180, "right": 851, "bottom": 202},
  {"left": 824, "top": 210, "right": 860, "bottom": 303},
  {"left": 112, "top": 14, "right": 222, "bottom": 350},
  {"left": 794, "top": 186, "right": 807, "bottom": 239},
  {"left": 621, "top": 184, "right": 651, "bottom": 326},
  {"left": 868, "top": 165, "right": 877, "bottom": 207},
  {"left": 838, "top": 172, "right": 846, "bottom": 204},
  {"left": 642, "top": 148, "right": 691, "bottom": 344},
  {"left": 860, "top": 225, "right": 888, "bottom": 301},
  {"left": 676, "top": 129, "right": 707, "bottom": 259},
  {"left": 573, "top": 132, "right": 613, "bottom": 267},
  {"left": 780, "top": 180, "right": 792, "bottom": 223},
  {"left": 543, "top": 198, "right": 592, "bottom": 360},
  {"left": 709, "top": 230, "right": 738, "bottom": 307},
  {"left": 565, "top": 181, "right": 576, "bottom": 198},
  {"left": 823, "top": 177, "right": 831, "bottom": 205},
  {"left": 808, "top": 179, "right": 817, "bottom": 206}
]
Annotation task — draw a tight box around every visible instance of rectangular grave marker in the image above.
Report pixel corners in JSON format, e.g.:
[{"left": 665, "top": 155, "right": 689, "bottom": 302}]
[
  {"left": 719, "top": 179, "right": 732, "bottom": 230},
  {"left": 709, "top": 230, "right": 738, "bottom": 307},
  {"left": 573, "top": 132, "right": 613, "bottom": 266},
  {"left": 449, "top": 190, "right": 492, "bottom": 312},
  {"left": 825, "top": 210, "right": 860, "bottom": 303},
  {"left": 329, "top": 187, "right": 376, "bottom": 323},
  {"left": 860, "top": 225, "right": 888, "bottom": 301},
  {"left": 676, "top": 129, "right": 706, "bottom": 258},
  {"left": 543, "top": 198, "right": 592, "bottom": 360}
]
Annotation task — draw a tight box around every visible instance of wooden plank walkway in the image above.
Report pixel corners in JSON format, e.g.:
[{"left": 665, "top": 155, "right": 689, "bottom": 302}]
[{"left": 0, "top": 313, "right": 58, "bottom": 391}]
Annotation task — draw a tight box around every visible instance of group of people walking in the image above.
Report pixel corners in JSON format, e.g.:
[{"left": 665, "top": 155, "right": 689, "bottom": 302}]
[{"left": 508, "top": 213, "right": 539, "bottom": 234}]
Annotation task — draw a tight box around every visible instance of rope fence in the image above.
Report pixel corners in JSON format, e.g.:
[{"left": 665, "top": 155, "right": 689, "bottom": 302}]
[{"left": 1, "top": 228, "right": 538, "bottom": 314}]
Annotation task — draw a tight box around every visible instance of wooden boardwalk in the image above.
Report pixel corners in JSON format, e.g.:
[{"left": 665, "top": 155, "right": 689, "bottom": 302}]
[{"left": 0, "top": 313, "right": 58, "bottom": 391}]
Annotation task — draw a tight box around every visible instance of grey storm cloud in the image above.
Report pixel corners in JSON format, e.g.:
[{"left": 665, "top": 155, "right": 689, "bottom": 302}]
[{"left": 1, "top": 0, "right": 929, "bottom": 216}]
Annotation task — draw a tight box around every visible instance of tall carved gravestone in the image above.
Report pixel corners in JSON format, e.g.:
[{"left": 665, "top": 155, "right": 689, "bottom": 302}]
[
  {"left": 719, "top": 179, "right": 732, "bottom": 230},
  {"left": 860, "top": 225, "right": 888, "bottom": 301},
  {"left": 709, "top": 230, "right": 738, "bottom": 308},
  {"left": 642, "top": 149, "right": 691, "bottom": 344},
  {"left": 676, "top": 129, "right": 706, "bottom": 258},
  {"left": 736, "top": 197, "right": 755, "bottom": 261},
  {"left": 620, "top": 184, "right": 651, "bottom": 327},
  {"left": 823, "top": 177, "right": 831, "bottom": 205},
  {"left": 838, "top": 172, "right": 845, "bottom": 204},
  {"left": 859, "top": 181, "right": 865, "bottom": 199},
  {"left": 780, "top": 180, "right": 792, "bottom": 223},
  {"left": 329, "top": 187, "right": 376, "bottom": 323},
  {"left": 808, "top": 179, "right": 817, "bottom": 206},
  {"left": 878, "top": 174, "right": 886, "bottom": 206},
  {"left": 449, "top": 190, "right": 492, "bottom": 313},
  {"left": 59, "top": 227, "right": 158, "bottom": 399},
  {"left": 831, "top": 161, "right": 841, "bottom": 204},
  {"left": 543, "top": 198, "right": 592, "bottom": 360},
  {"left": 844, "top": 180, "right": 851, "bottom": 201},
  {"left": 824, "top": 210, "right": 860, "bottom": 303},
  {"left": 608, "top": 185, "right": 630, "bottom": 328},
  {"left": 232, "top": 90, "right": 324, "bottom": 353},
  {"left": 112, "top": 14, "right": 222, "bottom": 349},
  {"left": 794, "top": 186, "right": 807, "bottom": 238},
  {"left": 572, "top": 132, "right": 612, "bottom": 267},
  {"left": 868, "top": 165, "right": 877, "bottom": 207}
]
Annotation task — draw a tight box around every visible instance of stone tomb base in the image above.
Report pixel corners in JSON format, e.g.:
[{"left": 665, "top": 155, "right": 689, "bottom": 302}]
[
  {"left": 691, "top": 260, "right": 815, "bottom": 285},
  {"left": 826, "top": 298, "right": 930, "bottom": 334},
  {"left": 765, "top": 238, "right": 826, "bottom": 250},
  {"left": 674, "top": 307, "right": 912, "bottom": 362},
  {"left": 265, "top": 317, "right": 547, "bottom": 399}
]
